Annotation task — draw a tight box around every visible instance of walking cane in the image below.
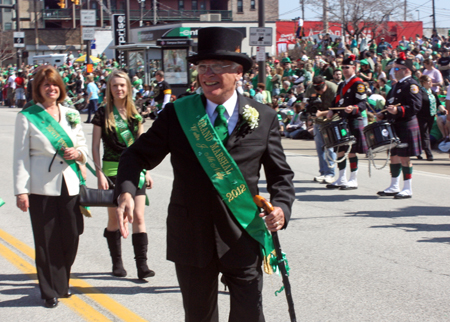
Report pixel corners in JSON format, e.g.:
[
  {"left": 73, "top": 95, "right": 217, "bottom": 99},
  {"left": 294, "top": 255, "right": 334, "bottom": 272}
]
[{"left": 253, "top": 195, "right": 297, "bottom": 322}]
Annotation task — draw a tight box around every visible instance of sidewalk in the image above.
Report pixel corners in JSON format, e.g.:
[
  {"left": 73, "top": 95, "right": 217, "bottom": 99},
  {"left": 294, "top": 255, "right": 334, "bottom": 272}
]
[{"left": 5, "top": 105, "right": 449, "bottom": 176}]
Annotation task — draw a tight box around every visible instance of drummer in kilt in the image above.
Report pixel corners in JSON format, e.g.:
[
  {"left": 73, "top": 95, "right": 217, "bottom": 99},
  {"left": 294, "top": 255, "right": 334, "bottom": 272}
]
[
  {"left": 376, "top": 52, "right": 422, "bottom": 199},
  {"left": 326, "top": 54, "right": 368, "bottom": 190}
]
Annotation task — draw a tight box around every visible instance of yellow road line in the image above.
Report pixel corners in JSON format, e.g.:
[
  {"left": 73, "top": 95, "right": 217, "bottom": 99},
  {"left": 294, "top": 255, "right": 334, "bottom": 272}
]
[
  {"left": 0, "top": 228, "right": 148, "bottom": 322},
  {"left": 0, "top": 242, "right": 110, "bottom": 322}
]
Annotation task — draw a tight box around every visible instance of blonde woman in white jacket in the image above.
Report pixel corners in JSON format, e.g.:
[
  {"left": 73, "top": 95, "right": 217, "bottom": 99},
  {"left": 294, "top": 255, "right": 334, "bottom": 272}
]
[{"left": 13, "top": 66, "right": 88, "bottom": 309}]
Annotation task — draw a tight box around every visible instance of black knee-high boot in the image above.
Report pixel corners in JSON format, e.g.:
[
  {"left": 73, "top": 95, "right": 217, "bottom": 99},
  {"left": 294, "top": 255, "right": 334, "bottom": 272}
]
[
  {"left": 132, "top": 233, "right": 155, "bottom": 280},
  {"left": 104, "top": 229, "right": 127, "bottom": 277}
]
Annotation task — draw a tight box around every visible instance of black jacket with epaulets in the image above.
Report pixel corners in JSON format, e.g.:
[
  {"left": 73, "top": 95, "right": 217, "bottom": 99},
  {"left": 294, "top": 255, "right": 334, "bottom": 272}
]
[
  {"left": 384, "top": 76, "right": 422, "bottom": 122},
  {"left": 334, "top": 76, "right": 368, "bottom": 121}
]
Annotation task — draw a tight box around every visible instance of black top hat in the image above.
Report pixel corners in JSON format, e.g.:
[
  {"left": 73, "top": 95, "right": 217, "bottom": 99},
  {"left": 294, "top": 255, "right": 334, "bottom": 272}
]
[
  {"left": 187, "top": 27, "right": 253, "bottom": 73},
  {"left": 395, "top": 52, "right": 415, "bottom": 72},
  {"left": 342, "top": 54, "right": 357, "bottom": 66}
]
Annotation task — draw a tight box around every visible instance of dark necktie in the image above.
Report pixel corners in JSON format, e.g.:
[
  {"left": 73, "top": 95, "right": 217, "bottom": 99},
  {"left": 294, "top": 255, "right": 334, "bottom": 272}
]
[{"left": 214, "top": 104, "right": 229, "bottom": 144}]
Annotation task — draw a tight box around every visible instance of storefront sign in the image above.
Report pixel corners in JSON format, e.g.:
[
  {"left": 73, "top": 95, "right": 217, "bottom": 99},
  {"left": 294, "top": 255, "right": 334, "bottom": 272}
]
[{"left": 112, "top": 14, "right": 128, "bottom": 66}]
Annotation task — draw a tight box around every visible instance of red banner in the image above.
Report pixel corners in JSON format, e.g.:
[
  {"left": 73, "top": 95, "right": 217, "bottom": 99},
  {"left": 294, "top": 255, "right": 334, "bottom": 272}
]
[{"left": 276, "top": 21, "right": 423, "bottom": 51}]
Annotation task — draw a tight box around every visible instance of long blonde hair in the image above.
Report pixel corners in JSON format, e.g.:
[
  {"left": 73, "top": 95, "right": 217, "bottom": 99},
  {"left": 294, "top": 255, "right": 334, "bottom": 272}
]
[{"left": 105, "top": 69, "right": 140, "bottom": 133}]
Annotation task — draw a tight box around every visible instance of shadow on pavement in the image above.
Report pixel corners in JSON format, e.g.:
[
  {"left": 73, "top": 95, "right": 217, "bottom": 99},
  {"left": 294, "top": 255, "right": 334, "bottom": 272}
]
[
  {"left": 417, "top": 237, "right": 450, "bottom": 244},
  {"left": 346, "top": 206, "right": 450, "bottom": 218},
  {"left": 370, "top": 223, "right": 450, "bottom": 232},
  {"left": 296, "top": 194, "right": 379, "bottom": 202},
  {"left": 71, "top": 272, "right": 181, "bottom": 294},
  {"left": 0, "top": 273, "right": 41, "bottom": 307},
  {"left": 72, "top": 285, "right": 180, "bottom": 295}
]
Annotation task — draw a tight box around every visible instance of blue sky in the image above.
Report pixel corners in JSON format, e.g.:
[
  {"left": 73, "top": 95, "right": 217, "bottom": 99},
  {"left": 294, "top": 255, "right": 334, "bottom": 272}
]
[{"left": 278, "top": 0, "right": 450, "bottom": 29}]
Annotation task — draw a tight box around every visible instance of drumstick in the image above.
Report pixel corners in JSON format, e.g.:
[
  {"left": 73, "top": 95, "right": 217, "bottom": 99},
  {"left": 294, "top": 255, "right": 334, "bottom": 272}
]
[
  {"left": 329, "top": 106, "right": 357, "bottom": 110},
  {"left": 377, "top": 103, "right": 401, "bottom": 114}
]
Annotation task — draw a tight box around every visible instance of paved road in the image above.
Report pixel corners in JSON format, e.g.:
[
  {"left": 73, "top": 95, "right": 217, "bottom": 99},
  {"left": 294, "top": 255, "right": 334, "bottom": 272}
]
[{"left": 1, "top": 107, "right": 450, "bottom": 321}]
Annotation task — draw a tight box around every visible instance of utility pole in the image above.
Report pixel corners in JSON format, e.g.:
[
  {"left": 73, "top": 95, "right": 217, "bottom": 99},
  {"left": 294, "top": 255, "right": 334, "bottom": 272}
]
[
  {"left": 153, "top": 0, "right": 157, "bottom": 25},
  {"left": 125, "top": 0, "right": 130, "bottom": 42},
  {"left": 323, "top": 0, "right": 328, "bottom": 33},
  {"left": 139, "top": 0, "right": 145, "bottom": 27},
  {"left": 15, "top": 0, "right": 21, "bottom": 67},
  {"left": 432, "top": 0, "right": 436, "bottom": 30},
  {"left": 34, "top": 0, "right": 39, "bottom": 53},
  {"left": 257, "top": 0, "right": 265, "bottom": 84},
  {"left": 341, "top": 0, "right": 345, "bottom": 40},
  {"left": 301, "top": 0, "right": 304, "bottom": 20},
  {"left": 403, "top": 0, "right": 407, "bottom": 21}
]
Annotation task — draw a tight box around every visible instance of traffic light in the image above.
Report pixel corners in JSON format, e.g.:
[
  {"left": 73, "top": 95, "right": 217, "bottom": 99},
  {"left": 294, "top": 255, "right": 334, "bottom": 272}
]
[{"left": 57, "top": 0, "right": 66, "bottom": 8}]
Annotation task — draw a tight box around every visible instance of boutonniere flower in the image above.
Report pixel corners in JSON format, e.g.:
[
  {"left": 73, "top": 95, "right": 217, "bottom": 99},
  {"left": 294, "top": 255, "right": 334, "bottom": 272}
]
[
  {"left": 66, "top": 110, "right": 80, "bottom": 128},
  {"left": 242, "top": 104, "right": 259, "bottom": 130}
]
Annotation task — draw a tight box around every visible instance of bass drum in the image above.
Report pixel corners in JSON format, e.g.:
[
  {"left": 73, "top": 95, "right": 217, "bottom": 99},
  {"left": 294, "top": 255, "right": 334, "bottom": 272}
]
[
  {"left": 363, "top": 121, "right": 400, "bottom": 153},
  {"left": 319, "top": 120, "right": 356, "bottom": 149}
]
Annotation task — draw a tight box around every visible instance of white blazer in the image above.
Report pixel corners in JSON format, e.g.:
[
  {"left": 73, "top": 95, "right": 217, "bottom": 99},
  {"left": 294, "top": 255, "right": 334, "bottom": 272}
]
[{"left": 13, "top": 104, "right": 88, "bottom": 196}]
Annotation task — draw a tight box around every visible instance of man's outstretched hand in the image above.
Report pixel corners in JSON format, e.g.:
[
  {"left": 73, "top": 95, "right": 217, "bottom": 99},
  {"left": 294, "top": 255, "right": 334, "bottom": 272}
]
[{"left": 116, "top": 192, "right": 135, "bottom": 238}]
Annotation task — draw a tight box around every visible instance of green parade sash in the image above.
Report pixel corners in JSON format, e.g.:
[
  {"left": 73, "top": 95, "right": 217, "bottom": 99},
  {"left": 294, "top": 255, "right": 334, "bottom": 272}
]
[
  {"left": 112, "top": 107, "right": 148, "bottom": 204},
  {"left": 173, "top": 94, "right": 275, "bottom": 260},
  {"left": 20, "top": 104, "right": 82, "bottom": 182}
]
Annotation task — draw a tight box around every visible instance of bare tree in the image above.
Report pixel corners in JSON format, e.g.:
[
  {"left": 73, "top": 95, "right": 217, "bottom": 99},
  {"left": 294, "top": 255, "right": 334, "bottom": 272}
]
[
  {"left": 0, "top": 30, "right": 15, "bottom": 67},
  {"left": 309, "top": 0, "right": 402, "bottom": 40}
]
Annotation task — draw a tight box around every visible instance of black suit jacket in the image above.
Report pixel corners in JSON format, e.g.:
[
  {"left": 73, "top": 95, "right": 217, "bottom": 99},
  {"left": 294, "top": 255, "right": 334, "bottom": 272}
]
[
  {"left": 385, "top": 77, "right": 422, "bottom": 122},
  {"left": 115, "top": 93, "right": 295, "bottom": 268},
  {"left": 335, "top": 77, "right": 368, "bottom": 121},
  {"left": 417, "top": 87, "right": 439, "bottom": 119}
]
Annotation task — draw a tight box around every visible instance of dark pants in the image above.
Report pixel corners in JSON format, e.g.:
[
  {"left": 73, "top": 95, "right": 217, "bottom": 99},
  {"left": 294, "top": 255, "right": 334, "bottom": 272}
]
[
  {"left": 175, "top": 257, "right": 264, "bottom": 322},
  {"left": 28, "top": 179, "right": 83, "bottom": 299},
  {"left": 418, "top": 115, "right": 434, "bottom": 158},
  {"left": 86, "top": 98, "right": 98, "bottom": 122}
]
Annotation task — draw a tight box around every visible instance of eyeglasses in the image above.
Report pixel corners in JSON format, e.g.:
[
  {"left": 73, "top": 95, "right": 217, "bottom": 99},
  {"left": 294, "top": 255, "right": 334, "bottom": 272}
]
[
  {"left": 394, "top": 67, "right": 407, "bottom": 71},
  {"left": 342, "top": 66, "right": 352, "bottom": 69},
  {"left": 197, "top": 64, "right": 234, "bottom": 74}
]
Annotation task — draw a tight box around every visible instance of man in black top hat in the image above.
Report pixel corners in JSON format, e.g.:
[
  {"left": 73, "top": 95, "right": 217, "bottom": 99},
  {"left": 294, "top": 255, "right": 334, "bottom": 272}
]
[
  {"left": 376, "top": 52, "right": 422, "bottom": 199},
  {"left": 114, "top": 27, "right": 295, "bottom": 321}
]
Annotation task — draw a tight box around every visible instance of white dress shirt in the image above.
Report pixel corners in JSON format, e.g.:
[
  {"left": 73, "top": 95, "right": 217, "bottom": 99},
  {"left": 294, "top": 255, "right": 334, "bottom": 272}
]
[{"left": 205, "top": 90, "right": 239, "bottom": 135}]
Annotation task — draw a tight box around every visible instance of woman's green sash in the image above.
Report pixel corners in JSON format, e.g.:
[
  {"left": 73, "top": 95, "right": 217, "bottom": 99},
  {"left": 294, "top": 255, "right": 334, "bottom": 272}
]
[
  {"left": 20, "top": 104, "right": 82, "bottom": 181},
  {"left": 173, "top": 94, "right": 274, "bottom": 259},
  {"left": 113, "top": 107, "right": 147, "bottom": 202}
]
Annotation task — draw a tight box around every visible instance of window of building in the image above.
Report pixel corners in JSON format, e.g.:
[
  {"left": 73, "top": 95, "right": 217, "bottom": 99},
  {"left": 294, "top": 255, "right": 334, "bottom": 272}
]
[
  {"left": 250, "top": 0, "right": 255, "bottom": 9},
  {"left": 5, "top": 22, "right": 12, "bottom": 30},
  {"left": 4, "top": 0, "right": 12, "bottom": 12},
  {"left": 192, "top": 0, "right": 198, "bottom": 10},
  {"left": 179, "top": 0, "right": 184, "bottom": 10},
  {"left": 237, "top": 0, "right": 243, "bottom": 12},
  {"left": 199, "top": 1, "right": 206, "bottom": 10}
]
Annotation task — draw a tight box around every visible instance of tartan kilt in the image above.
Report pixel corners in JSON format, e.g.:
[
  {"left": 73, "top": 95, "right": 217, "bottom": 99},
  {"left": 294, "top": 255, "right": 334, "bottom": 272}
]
[
  {"left": 334, "top": 117, "right": 368, "bottom": 154},
  {"left": 391, "top": 116, "right": 422, "bottom": 157}
]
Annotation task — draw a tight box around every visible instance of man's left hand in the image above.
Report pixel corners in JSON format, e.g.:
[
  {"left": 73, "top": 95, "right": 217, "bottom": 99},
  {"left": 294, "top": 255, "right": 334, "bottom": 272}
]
[{"left": 259, "top": 206, "right": 285, "bottom": 232}]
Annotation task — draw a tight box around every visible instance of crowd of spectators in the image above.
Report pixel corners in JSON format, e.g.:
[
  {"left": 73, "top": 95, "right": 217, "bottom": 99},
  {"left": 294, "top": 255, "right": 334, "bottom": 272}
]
[
  {"left": 2, "top": 30, "right": 450, "bottom": 151},
  {"left": 231, "top": 31, "right": 450, "bottom": 152}
]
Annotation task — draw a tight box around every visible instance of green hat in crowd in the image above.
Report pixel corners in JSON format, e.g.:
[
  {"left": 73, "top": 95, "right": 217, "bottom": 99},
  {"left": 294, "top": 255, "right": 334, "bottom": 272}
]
[
  {"left": 277, "top": 114, "right": 282, "bottom": 121},
  {"left": 359, "top": 59, "right": 369, "bottom": 65},
  {"left": 287, "top": 110, "right": 294, "bottom": 116}
]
